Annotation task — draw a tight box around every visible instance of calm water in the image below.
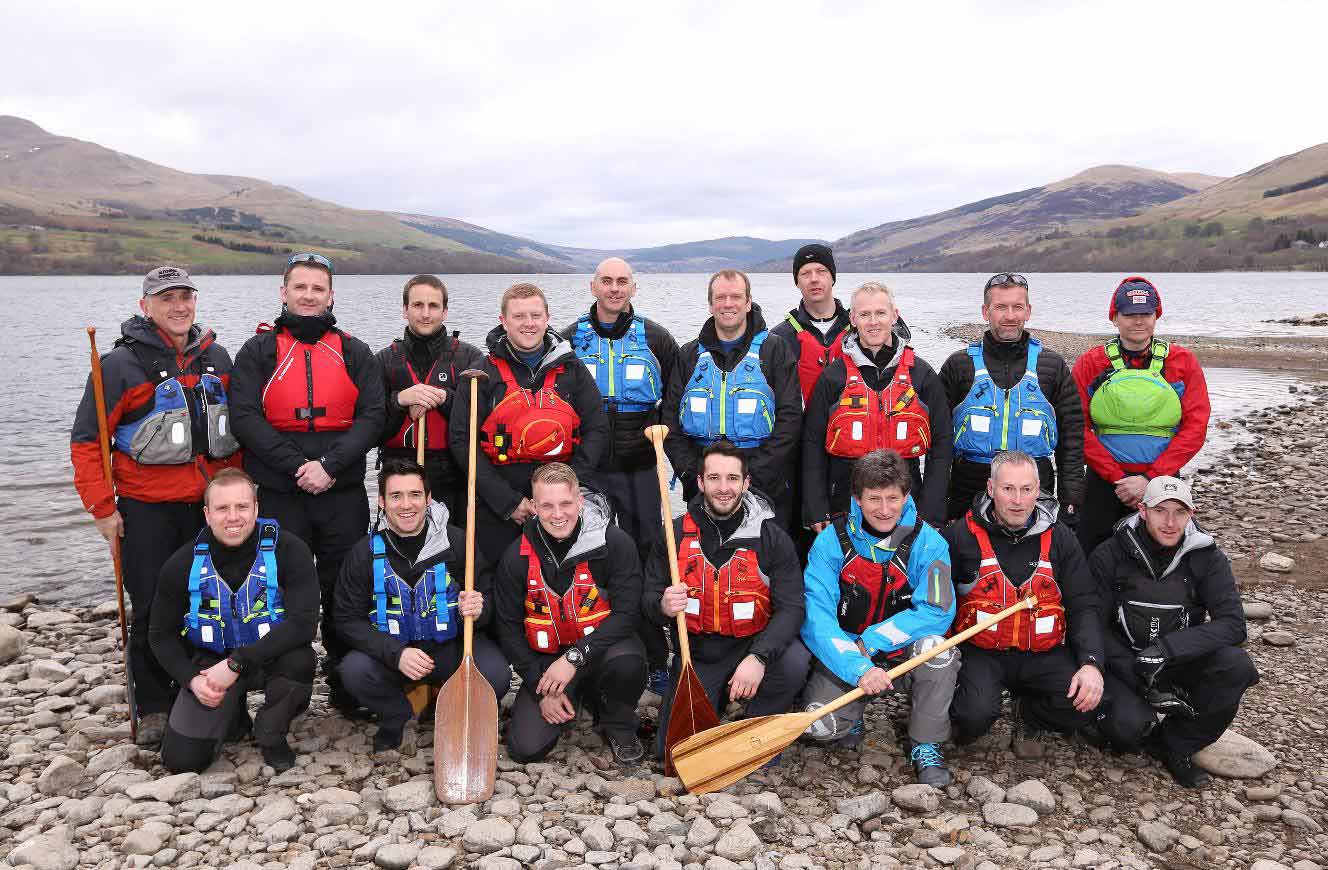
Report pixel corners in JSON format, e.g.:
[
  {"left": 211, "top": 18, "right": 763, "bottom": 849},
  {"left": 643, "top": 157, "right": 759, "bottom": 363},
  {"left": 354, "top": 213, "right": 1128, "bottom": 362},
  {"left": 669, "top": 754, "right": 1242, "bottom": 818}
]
[{"left": 4, "top": 271, "right": 1326, "bottom": 601}]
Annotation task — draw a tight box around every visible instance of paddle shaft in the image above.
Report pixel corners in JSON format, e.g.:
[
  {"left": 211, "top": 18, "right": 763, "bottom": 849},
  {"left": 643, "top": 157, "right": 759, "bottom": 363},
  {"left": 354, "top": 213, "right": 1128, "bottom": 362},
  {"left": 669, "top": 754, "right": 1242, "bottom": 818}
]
[
  {"left": 462, "top": 377, "right": 479, "bottom": 658},
  {"left": 416, "top": 414, "right": 426, "bottom": 465},
  {"left": 643, "top": 427, "right": 692, "bottom": 665},
  {"left": 87, "top": 327, "right": 135, "bottom": 741}
]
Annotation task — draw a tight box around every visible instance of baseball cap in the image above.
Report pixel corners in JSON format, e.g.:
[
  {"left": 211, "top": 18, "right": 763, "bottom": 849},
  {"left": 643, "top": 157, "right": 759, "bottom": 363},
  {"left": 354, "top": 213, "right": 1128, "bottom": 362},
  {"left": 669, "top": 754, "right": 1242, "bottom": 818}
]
[
  {"left": 1109, "top": 276, "right": 1162, "bottom": 319},
  {"left": 142, "top": 265, "right": 198, "bottom": 297},
  {"left": 1142, "top": 476, "right": 1195, "bottom": 510}
]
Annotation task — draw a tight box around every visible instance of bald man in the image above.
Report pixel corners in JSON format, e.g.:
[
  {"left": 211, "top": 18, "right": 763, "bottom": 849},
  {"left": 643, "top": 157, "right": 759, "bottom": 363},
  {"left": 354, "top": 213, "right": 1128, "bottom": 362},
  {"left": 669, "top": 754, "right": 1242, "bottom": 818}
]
[{"left": 562, "top": 258, "right": 680, "bottom": 692}]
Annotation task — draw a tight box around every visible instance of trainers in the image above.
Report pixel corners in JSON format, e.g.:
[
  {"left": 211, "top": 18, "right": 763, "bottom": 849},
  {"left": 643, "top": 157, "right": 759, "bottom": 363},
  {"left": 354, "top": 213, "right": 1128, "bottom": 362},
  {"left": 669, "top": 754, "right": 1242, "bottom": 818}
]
[
  {"left": 373, "top": 725, "right": 404, "bottom": 754},
  {"left": 261, "top": 738, "right": 296, "bottom": 773},
  {"left": 1145, "top": 740, "right": 1212, "bottom": 788},
  {"left": 603, "top": 731, "right": 645, "bottom": 767},
  {"left": 226, "top": 708, "right": 253, "bottom": 744},
  {"left": 328, "top": 684, "right": 373, "bottom": 721},
  {"left": 134, "top": 712, "right": 167, "bottom": 747},
  {"left": 837, "top": 720, "right": 866, "bottom": 750},
  {"left": 647, "top": 667, "right": 671, "bottom": 697},
  {"left": 910, "top": 742, "right": 952, "bottom": 787}
]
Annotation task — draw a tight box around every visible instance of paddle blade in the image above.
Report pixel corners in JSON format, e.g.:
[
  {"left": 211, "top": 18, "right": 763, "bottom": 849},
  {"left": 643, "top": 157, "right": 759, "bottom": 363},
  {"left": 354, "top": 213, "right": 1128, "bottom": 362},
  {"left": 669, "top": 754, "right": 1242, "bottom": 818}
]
[
  {"left": 663, "top": 663, "right": 720, "bottom": 776},
  {"left": 671, "top": 709, "right": 817, "bottom": 794},
  {"left": 434, "top": 657, "right": 498, "bottom": 804}
]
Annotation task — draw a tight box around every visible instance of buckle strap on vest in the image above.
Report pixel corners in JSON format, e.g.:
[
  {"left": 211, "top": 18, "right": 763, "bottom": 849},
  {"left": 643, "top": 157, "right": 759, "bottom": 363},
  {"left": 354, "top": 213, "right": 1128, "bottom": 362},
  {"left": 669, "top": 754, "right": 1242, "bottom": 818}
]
[{"left": 372, "top": 534, "right": 388, "bottom": 632}]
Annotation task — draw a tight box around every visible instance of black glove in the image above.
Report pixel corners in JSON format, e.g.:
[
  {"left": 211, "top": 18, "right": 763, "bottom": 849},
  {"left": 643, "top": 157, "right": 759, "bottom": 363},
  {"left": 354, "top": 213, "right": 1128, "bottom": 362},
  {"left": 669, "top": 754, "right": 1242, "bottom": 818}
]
[
  {"left": 1133, "top": 644, "right": 1168, "bottom": 688},
  {"left": 1146, "top": 686, "right": 1196, "bottom": 719}
]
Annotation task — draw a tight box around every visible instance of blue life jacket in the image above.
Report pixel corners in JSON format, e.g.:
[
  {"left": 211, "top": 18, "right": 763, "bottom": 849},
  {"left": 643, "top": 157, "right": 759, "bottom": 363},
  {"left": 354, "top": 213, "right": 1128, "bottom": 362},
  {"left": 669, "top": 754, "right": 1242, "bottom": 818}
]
[
  {"left": 184, "top": 519, "right": 284, "bottom": 655},
  {"left": 571, "top": 316, "right": 663, "bottom": 412},
  {"left": 115, "top": 341, "right": 238, "bottom": 465},
  {"left": 370, "top": 533, "right": 459, "bottom": 643},
  {"left": 678, "top": 331, "right": 776, "bottom": 448},
  {"left": 952, "top": 338, "right": 1058, "bottom": 462}
]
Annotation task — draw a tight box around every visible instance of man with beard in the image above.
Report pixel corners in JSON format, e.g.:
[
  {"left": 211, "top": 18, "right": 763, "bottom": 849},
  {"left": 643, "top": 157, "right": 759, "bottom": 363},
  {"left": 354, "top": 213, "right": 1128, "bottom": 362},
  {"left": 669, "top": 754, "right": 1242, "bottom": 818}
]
[
  {"left": 449, "top": 282, "right": 608, "bottom": 566},
  {"left": 802, "top": 282, "right": 951, "bottom": 529},
  {"left": 940, "top": 273, "right": 1083, "bottom": 522},
  {"left": 377, "top": 275, "right": 485, "bottom": 521},
  {"left": 645, "top": 441, "right": 810, "bottom": 760},
  {"left": 72, "top": 265, "right": 243, "bottom": 744},
  {"left": 661, "top": 269, "right": 801, "bottom": 528},
  {"left": 229, "top": 253, "right": 386, "bottom": 716},
  {"left": 493, "top": 463, "right": 646, "bottom": 766},
  {"left": 333, "top": 458, "right": 510, "bottom": 752}
]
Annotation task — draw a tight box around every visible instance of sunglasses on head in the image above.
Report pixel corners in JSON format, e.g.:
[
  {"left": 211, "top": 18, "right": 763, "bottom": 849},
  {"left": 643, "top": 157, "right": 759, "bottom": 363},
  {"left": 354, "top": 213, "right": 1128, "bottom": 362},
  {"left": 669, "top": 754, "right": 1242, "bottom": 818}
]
[
  {"left": 984, "top": 273, "right": 1028, "bottom": 290},
  {"left": 287, "top": 252, "right": 334, "bottom": 273}
]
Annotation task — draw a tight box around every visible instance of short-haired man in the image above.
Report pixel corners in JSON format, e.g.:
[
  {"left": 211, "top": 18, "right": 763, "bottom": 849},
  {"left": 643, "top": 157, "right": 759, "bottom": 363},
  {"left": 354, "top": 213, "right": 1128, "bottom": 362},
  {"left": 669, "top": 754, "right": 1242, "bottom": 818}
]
[
  {"left": 377, "top": 275, "right": 485, "bottom": 522},
  {"left": 801, "top": 449, "right": 959, "bottom": 785},
  {"left": 661, "top": 269, "right": 801, "bottom": 527},
  {"left": 149, "top": 469, "right": 319, "bottom": 773},
  {"left": 1071, "top": 277, "right": 1210, "bottom": 553},
  {"left": 1090, "top": 477, "right": 1258, "bottom": 788},
  {"left": 450, "top": 282, "right": 608, "bottom": 566},
  {"left": 71, "top": 265, "right": 243, "bottom": 744},
  {"left": 493, "top": 463, "right": 646, "bottom": 765},
  {"left": 228, "top": 253, "right": 386, "bottom": 716},
  {"left": 770, "top": 244, "right": 851, "bottom": 404},
  {"left": 333, "top": 458, "right": 510, "bottom": 752},
  {"left": 940, "top": 273, "right": 1084, "bottom": 523},
  {"left": 942, "top": 451, "right": 1104, "bottom": 747},
  {"left": 646, "top": 441, "right": 810, "bottom": 759},
  {"left": 802, "top": 282, "right": 952, "bottom": 529}
]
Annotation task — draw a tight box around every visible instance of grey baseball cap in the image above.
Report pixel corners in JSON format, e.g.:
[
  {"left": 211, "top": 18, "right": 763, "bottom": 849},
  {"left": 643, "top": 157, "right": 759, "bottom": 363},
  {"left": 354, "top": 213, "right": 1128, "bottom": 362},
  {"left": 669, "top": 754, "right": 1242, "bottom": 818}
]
[
  {"left": 142, "top": 265, "right": 198, "bottom": 296},
  {"left": 1142, "top": 476, "right": 1195, "bottom": 510}
]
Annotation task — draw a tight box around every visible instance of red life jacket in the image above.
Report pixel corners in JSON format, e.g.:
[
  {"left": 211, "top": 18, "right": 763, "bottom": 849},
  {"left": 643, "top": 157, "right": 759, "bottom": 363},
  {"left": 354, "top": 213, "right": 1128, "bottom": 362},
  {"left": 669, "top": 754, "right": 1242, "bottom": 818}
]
[
  {"left": 520, "top": 535, "right": 612, "bottom": 652},
  {"left": 382, "top": 340, "right": 454, "bottom": 451},
  {"left": 479, "top": 357, "right": 581, "bottom": 464},
  {"left": 824, "top": 349, "right": 931, "bottom": 459},
  {"left": 261, "top": 328, "right": 359, "bottom": 433},
  {"left": 785, "top": 313, "right": 846, "bottom": 404},
  {"left": 676, "top": 512, "right": 771, "bottom": 637},
  {"left": 834, "top": 517, "right": 918, "bottom": 646},
  {"left": 952, "top": 512, "right": 1065, "bottom": 652}
]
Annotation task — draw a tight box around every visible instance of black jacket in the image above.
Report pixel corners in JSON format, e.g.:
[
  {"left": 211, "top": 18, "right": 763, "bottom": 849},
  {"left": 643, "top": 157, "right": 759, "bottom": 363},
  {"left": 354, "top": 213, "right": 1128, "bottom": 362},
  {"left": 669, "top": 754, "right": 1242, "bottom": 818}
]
[
  {"left": 660, "top": 305, "right": 802, "bottom": 503},
  {"left": 492, "top": 493, "right": 642, "bottom": 689},
  {"left": 229, "top": 312, "right": 385, "bottom": 492},
  {"left": 939, "top": 330, "right": 1085, "bottom": 508},
  {"left": 802, "top": 326, "right": 952, "bottom": 527},
  {"left": 333, "top": 500, "right": 492, "bottom": 668},
  {"left": 559, "top": 305, "right": 681, "bottom": 472},
  {"left": 449, "top": 326, "right": 608, "bottom": 520},
  {"left": 643, "top": 492, "right": 804, "bottom": 665},
  {"left": 1089, "top": 514, "right": 1246, "bottom": 665},
  {"left": 150, "top": 523, "right": 320, "bottom": 683},
  {"left": 377, "top": 328, "right": 486, "bottom": 471},
  {"left": 942, "top": 494, "right": 1103, "bottom": 667}
]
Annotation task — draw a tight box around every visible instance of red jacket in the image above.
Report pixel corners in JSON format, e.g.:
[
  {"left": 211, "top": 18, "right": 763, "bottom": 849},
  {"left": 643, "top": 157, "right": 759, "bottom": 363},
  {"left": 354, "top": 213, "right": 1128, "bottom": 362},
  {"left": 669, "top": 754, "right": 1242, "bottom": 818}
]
[{"left": 1071, "top": 339, "right": 1209, "bottom": 481}]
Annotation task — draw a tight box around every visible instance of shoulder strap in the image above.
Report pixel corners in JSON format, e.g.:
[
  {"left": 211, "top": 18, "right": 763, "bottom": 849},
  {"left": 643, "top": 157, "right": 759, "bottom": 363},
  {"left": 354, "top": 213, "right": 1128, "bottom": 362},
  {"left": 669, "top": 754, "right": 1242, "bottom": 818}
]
[
  {"left": 187, "top": 536, "right": 210, "bottom": 629},
  {"left": 257, "top": 519, "right": 279, "bottom": 605},
  {"left": 785, "top": 312, "right": 804, "bottom": 333},
  {"left": 1148, "top": 339, "right": 1170, "bottom": 375},
  {"left": 966, "top": 511, "right": 998, "bottom": 561},
  {"left": 897, "top": 346, "right": 916, "bottom": 374},
  {"left": 1104, "top": 338, "right": 1126, "bottom": 370},
  {"left": 832, "top": 516, "right": 854, "bottom": 563},
  {"left": 966, "top": 342, "right": 987, "bottom": 379},
  {"left": 890, "top": 524, "right": 923, "bottom": 578},
  {"left": 123, "top": 338, "right": 177, "bottom": 385},
  {"left": 490, "top": 356, "right": 521, "bottom": 392},
  {"left": 371, "top": 534, "right": 389, "bottom": 631},
  {"left": 541, "top": 364, "right": 565, "bottom": 391},
  {"left": 748, "top": 330, "right": 768, "bottom": 356},
  {"left": 1025, "top": 338, "right": 1042, "bottom": 375}
]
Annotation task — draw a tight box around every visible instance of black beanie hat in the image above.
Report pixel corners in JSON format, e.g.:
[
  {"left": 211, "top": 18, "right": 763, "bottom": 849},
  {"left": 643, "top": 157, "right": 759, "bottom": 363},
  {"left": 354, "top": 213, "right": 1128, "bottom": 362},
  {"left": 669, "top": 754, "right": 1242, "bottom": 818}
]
[{"left": 793, "top": 244, "right": 836, "bottom": 284}]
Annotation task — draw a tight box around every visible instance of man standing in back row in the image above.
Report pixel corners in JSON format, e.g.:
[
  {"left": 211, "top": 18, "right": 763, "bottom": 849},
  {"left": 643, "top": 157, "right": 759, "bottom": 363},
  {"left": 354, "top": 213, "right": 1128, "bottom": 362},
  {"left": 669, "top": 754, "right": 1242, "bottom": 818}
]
[
  {"left": 770, "top": 244, "right": 851, "bottom": 405},
  {"left": 229, "top": 253, "right": 386, "bottom": 717}
]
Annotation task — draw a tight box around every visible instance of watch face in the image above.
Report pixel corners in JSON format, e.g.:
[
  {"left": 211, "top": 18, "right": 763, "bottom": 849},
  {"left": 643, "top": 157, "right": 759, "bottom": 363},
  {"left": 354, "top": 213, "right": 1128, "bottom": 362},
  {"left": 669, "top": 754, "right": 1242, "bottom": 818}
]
[{"left": 566, "top": 647, "right": 584, "bottom": 665}]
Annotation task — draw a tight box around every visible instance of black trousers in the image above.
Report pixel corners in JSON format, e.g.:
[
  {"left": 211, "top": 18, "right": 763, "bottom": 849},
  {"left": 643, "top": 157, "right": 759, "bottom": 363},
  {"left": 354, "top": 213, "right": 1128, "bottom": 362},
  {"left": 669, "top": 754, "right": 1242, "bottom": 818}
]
[
  {"left": 160, "top": 646, "right": 315, "bottom": 773},
  {"left": 118, "top": 497, "right": 206, "bottom": 715},
  {"left": 656, "top": 638, "right": 811, "bottom": 757},
  {"left": 1099, "top": 636, "right": 1258, "bottom": 757},
  {"left": 258, "top": 486, "right": 369, "bottom": 670},
  {"left": 506, "top": 636, "right": 646, "bottom": 763},
  {"left": 952, "top": 645, "right": 1093, "bottom": 742},
  {"left": 338, "top": 635, "right": 511, "bottom": 731},
  {"left": 598, "top": 467, "right": 670, "bottom": 669},
  {"left": 1076, "top": 468, "right": 1134, "bottom": 556},
  {"left": 947, "top": 456, "right": 1058, "bottom": 522}
]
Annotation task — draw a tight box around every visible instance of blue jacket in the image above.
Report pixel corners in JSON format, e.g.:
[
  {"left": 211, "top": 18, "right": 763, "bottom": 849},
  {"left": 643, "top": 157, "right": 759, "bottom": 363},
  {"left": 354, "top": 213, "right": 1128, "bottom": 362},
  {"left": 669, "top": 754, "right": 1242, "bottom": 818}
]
[{"left": 801, "top": 495, "right": 955, "bottom": 685}]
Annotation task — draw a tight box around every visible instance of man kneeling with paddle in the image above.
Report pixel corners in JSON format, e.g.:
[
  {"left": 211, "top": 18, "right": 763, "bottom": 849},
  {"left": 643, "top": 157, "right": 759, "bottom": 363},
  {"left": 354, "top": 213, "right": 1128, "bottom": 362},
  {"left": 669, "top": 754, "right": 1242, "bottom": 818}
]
[
  {"left": 647, "top": 440, "right": 811, "bottom": 763},
  {"left": 801, "top": 448, "right": 960, "bottom": 786},
  {"left": 334, "top": 458, "right": 510, "bottom": 752}
]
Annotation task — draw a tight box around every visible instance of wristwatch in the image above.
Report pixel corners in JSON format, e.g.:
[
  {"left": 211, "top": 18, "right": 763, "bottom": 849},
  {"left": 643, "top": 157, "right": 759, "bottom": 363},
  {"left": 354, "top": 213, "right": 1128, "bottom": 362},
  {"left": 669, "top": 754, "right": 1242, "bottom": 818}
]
[
  {"left": 750, "top": 652, "right": 769, "bottom": 667},
  {"left": 225, "top": 656, "right": 245, "bottom": 675},
  {"left": 564, "top": 646, "right": 586, "bottom": 668},
  {"left": 1080, "top": 655, "right": 1101, "bottom": 672}
]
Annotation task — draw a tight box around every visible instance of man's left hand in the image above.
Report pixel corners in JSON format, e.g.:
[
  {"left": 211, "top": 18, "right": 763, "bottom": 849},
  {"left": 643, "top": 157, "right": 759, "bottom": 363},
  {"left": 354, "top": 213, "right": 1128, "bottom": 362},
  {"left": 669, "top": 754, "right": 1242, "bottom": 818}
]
[
  {"left": 1115, "top": 475, "right": 1148, "bottom": 507},
  {"left": 458, "top": 590, "right": 483, "bottom": 620},
  {"left": 202, "top": 658, "right": 239, "bottom": 693},
  {"left": 1067, "top": 663, "right": 1104, "bottom": 712},
  {"left": 537, "top": 654, "right": 577, "bottom": 696},
  {"left": 727, "top": 654, "right": 766, "bottom": 702},
  {"left": 295, "top": 460, "right": 334, "bottom": 494}
]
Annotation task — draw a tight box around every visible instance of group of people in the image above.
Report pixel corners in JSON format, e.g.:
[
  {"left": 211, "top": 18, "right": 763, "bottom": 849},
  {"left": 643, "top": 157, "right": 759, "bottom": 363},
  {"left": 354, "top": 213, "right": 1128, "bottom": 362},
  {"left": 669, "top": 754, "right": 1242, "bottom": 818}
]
[{"left": 69, "top": 247, "right": 1258, "bottom": 791}]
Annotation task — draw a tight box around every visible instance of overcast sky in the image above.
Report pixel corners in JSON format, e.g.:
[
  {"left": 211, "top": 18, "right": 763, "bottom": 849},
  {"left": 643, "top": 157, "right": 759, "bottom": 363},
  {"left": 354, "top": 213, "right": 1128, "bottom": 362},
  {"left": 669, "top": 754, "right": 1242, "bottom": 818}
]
[{"left": 3, "top": 1, "right": 1326, "bottom": 248}]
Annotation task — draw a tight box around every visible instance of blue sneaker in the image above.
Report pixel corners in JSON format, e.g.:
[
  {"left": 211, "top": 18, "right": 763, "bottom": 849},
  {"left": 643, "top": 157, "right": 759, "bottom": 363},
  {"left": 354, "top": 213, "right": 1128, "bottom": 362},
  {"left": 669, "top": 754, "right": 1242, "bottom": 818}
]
[
  {"left": 647, "top": 668, "right": 670, "bottom": 696},
  {"left": 910, "top": 742, "right": 952, "bottom": 787}
]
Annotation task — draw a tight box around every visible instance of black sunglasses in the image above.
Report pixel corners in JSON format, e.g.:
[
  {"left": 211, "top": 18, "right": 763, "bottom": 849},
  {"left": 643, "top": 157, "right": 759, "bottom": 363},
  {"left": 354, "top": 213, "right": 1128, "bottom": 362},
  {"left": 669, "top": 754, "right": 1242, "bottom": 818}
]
[
  {"left": 984, "top": 273, "right": 1028, "bottom": 290},
  {"left": 287, "top": 252, "right": 334, "bottom": 273}
]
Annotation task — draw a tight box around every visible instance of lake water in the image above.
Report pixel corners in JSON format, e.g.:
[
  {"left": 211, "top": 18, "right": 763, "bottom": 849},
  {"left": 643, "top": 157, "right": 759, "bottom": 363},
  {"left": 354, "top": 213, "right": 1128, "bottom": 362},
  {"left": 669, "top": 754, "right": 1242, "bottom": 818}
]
[{"left": 4, "top": 271, "right": 1326, "bottom": 601}]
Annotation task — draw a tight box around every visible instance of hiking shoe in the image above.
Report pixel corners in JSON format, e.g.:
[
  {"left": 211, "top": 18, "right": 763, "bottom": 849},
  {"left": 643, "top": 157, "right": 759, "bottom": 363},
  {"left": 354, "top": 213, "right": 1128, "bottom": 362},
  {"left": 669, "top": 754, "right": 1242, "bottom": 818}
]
[
  {"left": 604, "top": 731, "right": 645, "bottom": 767},
  {"left": 134, "top": 712, "right": 167, "bottom": 747},
  {"left": 1145, "top": 741, "right": 1212, "bottom": 788},
  {"left": 261, "top": 738, "right": 296, "bottom": 773},
  {"left": 910, "top": 742, "right": 952, "bottom": 787},
  {"left": 226, "top": 708, "right": 254, "bottom": 744},
  {"left": 373, "top": 724, "right": 404, "bottom": 754},
  {"left": 647, "top": 667, "right": 671, "bottom": 697},
  {"left": 836, "top": 720, "right": 866, "bottom": 750},
  {"left": 328, "top": 684, "right": 373, "bottom": 721}
]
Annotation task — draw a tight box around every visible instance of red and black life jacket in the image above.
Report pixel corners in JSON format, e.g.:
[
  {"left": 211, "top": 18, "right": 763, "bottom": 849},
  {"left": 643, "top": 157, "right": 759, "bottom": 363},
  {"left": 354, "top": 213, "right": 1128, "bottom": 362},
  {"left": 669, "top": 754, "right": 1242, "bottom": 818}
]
[
  {"left": 825, "top": 349, "right": 931, "bottom": 459},
  {"left": 520, "top": 535, "right": 612, "bottom": 653},
  {"left": 479, "top": 357, "right": 581, "bottom": 464},
  {"left": 382, "top": 336, "right": 457, "bottom": 451},
  {"left": 835, "top": 517, "right": 918, "bottom": 649},
  {"left": 785, "top": 312, "right": 846, "bottom": 404},
  {"left": 676, "top": 513, "right": 771, "bottom": 638},
  {"left": 260, "top": 328, "right": 359, "bottom": 433},
  {"left": 952, "top": 512, "right": 1064, "bottom": 652}
]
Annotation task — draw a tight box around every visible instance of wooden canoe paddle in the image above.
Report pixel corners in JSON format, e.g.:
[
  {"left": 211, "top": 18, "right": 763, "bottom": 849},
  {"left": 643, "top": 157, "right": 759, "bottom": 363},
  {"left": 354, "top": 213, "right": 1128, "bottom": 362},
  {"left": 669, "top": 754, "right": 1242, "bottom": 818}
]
[
  {"left": 642, "top": 425, "right": 720, "bottom": 775},
  {"left": 671, "top": 596, "right": 1038, "bottom": 794},
  {"left": 406, "top": 415, "right": 431, "bottom": 716},
  {"left": 434, "top": 370, "right": 497, "bottom": 803}
]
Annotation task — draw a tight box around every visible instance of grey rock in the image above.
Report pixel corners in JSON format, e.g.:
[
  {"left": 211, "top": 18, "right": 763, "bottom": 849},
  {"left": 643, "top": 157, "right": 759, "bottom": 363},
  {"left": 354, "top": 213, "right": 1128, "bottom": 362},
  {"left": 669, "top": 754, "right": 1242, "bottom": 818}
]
[
  {"left": 837, "top": 790, "right": 889, "bottom": 821},
  {"left": 749, "top": 791, "right": 784, "bottom": 816},
  {"left": 0, "top": 623, "right": 28, "bottom": 665},
  {"left": 613, "top": 819, "right": 649, "bottom": 843},
  {"left": 891, "top": 783, "right": 940, "bottom": 813},
  {"left": 62, "top": 795, "right": 108, "bottom": 826},
  {"left": 250, "top": 795, "right": 297, "bottom": 825},
  {"left": 30, "top": 659, "right": 72, "bottom": 680},
  {"left": 927, "top": 846, "right": 966, "bottom": 865},
  {"left": 7, "top": 826, "right": 80, "bottom": 870},
  {"left": 2, "top": 591, "right": 36, "bottom": 611},
  {"left": 687, "top": 816, "right": 719, "bottom": 847},
  {"left": 123, "top": 821, "right": 175, "bottom": 855},
  {"left": 305, "top": 786, "right": 361, "bottom": 805},
  {"left": 417, "top": 846, "right": 459, "bottom": 869},
  {"left": 208, "top": 793, "right": 255, "bottom": 818},
  {"left": 1005, "top": 779, "right": 1056, "bottom": 816},
  {"left": 37, "top": 754, "right": 85, "bottom": 796},
  {"left": 606, "top": 777, "right": 657, "bottom": 802},
  {"left": 313, "top": 802, "right": 361, "bottom": 825},
  {"left": 1136, "top": 820, "right": 1180, "bottom": 852},
  {"left": 375, "top": 842, "right": 421, "bottom": 869},
  {"left": 463, "top": 817, "right": 518, "bottom": 853},
  {"left": 86, "top": 743, "right": 142, "bottom": 775},
  {"left": 262, "top": 819, "right": 300, "bottom": 844},
  {"left": 25, "top": 610, "right": 80, "bottom": 628},
  {"left": 1243, "top": 601, "right": 1274, "bottom": 619},
  {"left": 382, "top": 779, "right": 435, "bottom": 812},
  {"left": 1263, "top": 630, "right": 1296, "bottom": 647},
  {"left": 477, "top": 859, "right": 522, "bottom": 870},
  {"left": 1193, "top": 729, "right": 1278, "bottom": 778},
  {"left": 582, "top": 822, "right": 615, "bottom": 851},
  {"left": 965, "top": 775, "right": 1005, "bottom": 805},
  {"left": 1282, "top": 809, "right": 1323, "bottom": 832},
  {"left": 1249, "top": 863, "right": 1292, "bottom": 870},
  {"left": 714, "top": 822, "right": 761, "bottom": 861},
  {"left": 1029, "top": 845, "right": 1065, "bottom": 861},
  {"left": 982, "top": 802, "right": 1039, "bottom": 827},
  {"left": 1258, "top": 552, "right": 1294, "bottom": 572},
  {"left": 126, "top": 771, "right": 200, "bottom": 803},
  {"left": 1072, "top": 848, "right": 1103, "bottom": 867}
]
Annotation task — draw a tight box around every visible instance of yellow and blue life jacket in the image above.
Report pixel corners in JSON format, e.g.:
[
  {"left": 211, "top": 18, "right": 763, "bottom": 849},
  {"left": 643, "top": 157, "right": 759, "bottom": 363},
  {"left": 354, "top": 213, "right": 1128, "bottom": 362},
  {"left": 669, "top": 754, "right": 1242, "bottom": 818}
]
[
  {"left": 1089, "top": 339, "right": 1183, "bottom": 465},
  {"left": 370, "top": 533, "right": 459, "bottom": 643},
  {"left": 678, "top": 330, "right": 776, "bottom": 448},
  {"left": 183, "top": 518, "right": 283, "bottom": 654},
  {"left": 571, "top": 316, "right": 662, "bottom": 413},
  {"left": 953, "top": 338, "right": 1058, "bottom": 462}
]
